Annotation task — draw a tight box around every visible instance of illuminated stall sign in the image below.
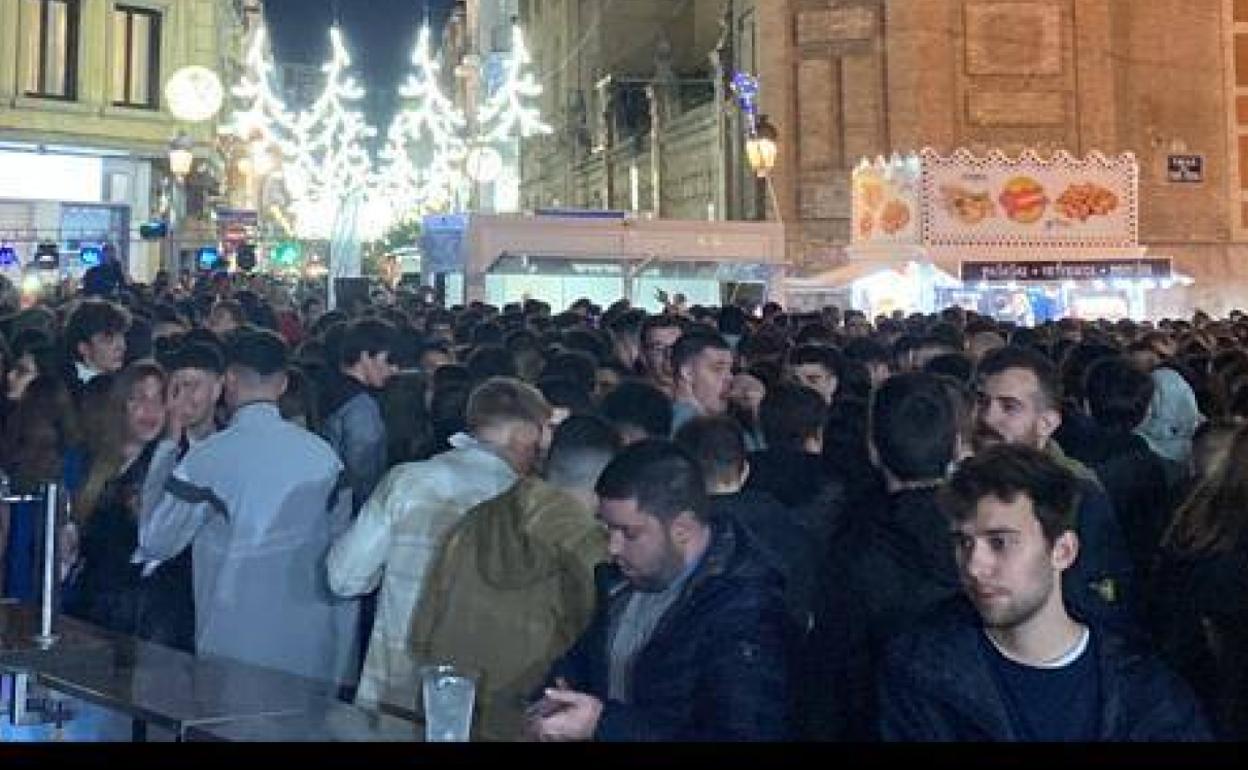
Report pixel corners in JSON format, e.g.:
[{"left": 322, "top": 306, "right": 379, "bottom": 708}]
[
  {"left": 920, "top": 148, "right": 1139, "bottom": 249},
  {"left": 960, "top": 258, "right": 1172, "bottom": 283}
]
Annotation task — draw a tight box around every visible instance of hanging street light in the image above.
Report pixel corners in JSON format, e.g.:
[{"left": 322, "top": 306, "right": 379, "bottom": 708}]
[
  {"left": 745, "top": 114, "right": 779, "bottom": 178},
  {"left": 168, "top": 132, "right": 195, "bottom": 181}
]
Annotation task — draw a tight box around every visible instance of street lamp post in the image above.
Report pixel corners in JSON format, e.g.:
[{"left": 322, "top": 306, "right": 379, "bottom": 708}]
[
  {"left": 167, "top": 132, "right": 195, "bottom": 274},
  {"left": 744, "top": 114, "right": 778, "bottom": 221}
]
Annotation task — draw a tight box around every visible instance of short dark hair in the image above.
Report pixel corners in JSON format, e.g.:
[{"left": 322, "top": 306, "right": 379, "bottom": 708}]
[
  {"left": 670, "top": 331, "right": 730, "bottom": 383},
  {"left": 338, "top": 318, "right": 398, "bottom": 368},
  {"left": 595, "top": 439, "right": 708, "bottom": 523},
  {"left": 160, "top": 341, "right": 225, "bottom": 376},
  {"left": 924, "top": 352, "right": 974, "bottom": 385},
  {"left": 843, "top": 337, "right": 891, "bottom": 366},
  {"left": 545, "top": 414, "right": 621, "bottom": 490},
  {"left": 871, "top": 372, "right": 958, "bottom": 482},
  {"left": 759, "top": 382, "right": 827, "bottom": 450},
  {"left": 639, "top": 314, "right": 685, "bottom": 345},
  {"left": 939, "top": 443, "right": 1079, "bottom": 545},
  {"left": 976, "top": 345, "right": 1061, "bottom": 411},
  {"left": 1083, "top": 356, "right": 1154, "bottom": 432},
  {"left": 788, "top": 344, "right": 845, "bottom": 378},
  {"left": 465, "top": 345, "right": 517, "bottom": 383},
  {"left": 545, "top": 349, "right": 597, "bottom": 393},
  {"left": 674, "top": 415, "right": 747, "bottom": 487},
  {"left": 64, "top": 299, "right": 130, "bottom": 361},
  {"left": 537, "top": 375, "right": 595, "bottom": 416},
  {"left": 599, "top": 380, "right": 673, "bottom": 439},
  {"left": 225, "top": 329, "right": 288, "bottom": 377}
]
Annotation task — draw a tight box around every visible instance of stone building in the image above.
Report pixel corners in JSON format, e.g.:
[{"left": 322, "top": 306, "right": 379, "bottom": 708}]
[
  {"left": 759, "top": 0, "right": 1248, "bottom": 314},
  {"left": 516, "top": 0, "right": 728, "bottom": 220},
  {"left": 0, "top": 0, "right": 254, "bottom": 281},
  {"left": 517, "top": 0, "right": 1248, "bottom": 314}
]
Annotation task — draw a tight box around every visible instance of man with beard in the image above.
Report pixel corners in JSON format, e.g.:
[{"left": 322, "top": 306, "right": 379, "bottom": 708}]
[
  {"left": 971, "top": 346, "right": 1138, "bottom": 635},
  {"left": 877, "top": 445, "right": 1210, "bottom": 741},
  {"left": 527, "top": 440, "right": 791, "bottom": 741}
]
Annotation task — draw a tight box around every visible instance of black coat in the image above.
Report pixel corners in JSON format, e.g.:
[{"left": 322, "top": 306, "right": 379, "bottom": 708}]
[
  {"left": 1146, "top": 540, "right": 1248, "bottom": 740},
  {"left": 826, "top": 487, "right": 966, "bottom": 740},
  {"left": 1081, "top": 428, "right": 1175, "bottom": 580},
  {"left": 745, "top": 448, "right": 846, "bottom": 549},
  {"left": 878, "top": 599, "right": 1213, "bottom": 741},
  {"left": 546, "top": 516, "right": 792, "bottom": 741}
]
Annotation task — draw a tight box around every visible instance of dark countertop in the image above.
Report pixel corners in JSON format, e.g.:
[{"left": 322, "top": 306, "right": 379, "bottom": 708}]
[
  {"left": 184, "top": 699, "right": 420, "bottom": 742},
  {"left": 0, "top": 603, "right": 418, "bottom": 741}
]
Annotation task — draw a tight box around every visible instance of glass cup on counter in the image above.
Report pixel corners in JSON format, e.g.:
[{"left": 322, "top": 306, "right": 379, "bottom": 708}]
[{"left": 419, "top": 664, "right": 477, "bottom": 742}]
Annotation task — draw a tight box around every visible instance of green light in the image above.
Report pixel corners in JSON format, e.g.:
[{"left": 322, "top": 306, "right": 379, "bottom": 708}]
[{"left": 273, "top": 241, "right": 301, "bottom": 267}]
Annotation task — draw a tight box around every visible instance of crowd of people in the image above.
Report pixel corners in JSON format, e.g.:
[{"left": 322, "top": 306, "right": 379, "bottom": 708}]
[{"left": 0, "top": 261, "right": 1244, "bottom": 742}]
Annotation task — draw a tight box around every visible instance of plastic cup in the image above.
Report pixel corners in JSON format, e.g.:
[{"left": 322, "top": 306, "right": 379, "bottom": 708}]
[{"left": 420, "top": 665, "right": 477, "bottom": 742}]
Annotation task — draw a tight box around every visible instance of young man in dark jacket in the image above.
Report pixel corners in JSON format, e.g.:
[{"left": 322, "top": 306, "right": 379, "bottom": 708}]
[
  {"left": 322, "top": 318, "right": 399, "bottom": 515},
  {"left": 878, "top": 444, "right": 1211, "bottom": 741},
  {"left": 529, "top": 440, "right": 791, "bottom": 741}
]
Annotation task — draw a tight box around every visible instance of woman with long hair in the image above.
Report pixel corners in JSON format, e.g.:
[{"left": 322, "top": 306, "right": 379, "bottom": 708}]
[
  {"left": 1147, "top": 423, "right": 1248, "bottom": 739},
  {"left": 62, "top": 360, "right": 188, "bottom": 645}
]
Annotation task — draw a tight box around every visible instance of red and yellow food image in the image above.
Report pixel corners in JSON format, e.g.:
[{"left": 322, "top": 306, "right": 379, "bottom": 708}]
[
  {"left": 998, "top": 176, "right": 1049, "bottom": 224},
  {"left": 940, "top": 185, "right": 995, "bottom": 226},
  {"left": 1056, "top": 182, "right": 1118, "bottom": 222},
  {"left": 858, "top": 212, "right": 875, "bottom": 239},
  {"left": 858, "top": 177, "right": 886, "bottom": 212},
  {"left": 880, "top": 200, "right": 911, "bottom": 234}
]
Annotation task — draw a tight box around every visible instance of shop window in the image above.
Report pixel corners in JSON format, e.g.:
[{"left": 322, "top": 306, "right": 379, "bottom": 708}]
[
  {"left": 21, "top": 0, "right": 80, "bottom": 100},
  {"left": 111, "top": 5, "right": 162, "bottom": 109}
]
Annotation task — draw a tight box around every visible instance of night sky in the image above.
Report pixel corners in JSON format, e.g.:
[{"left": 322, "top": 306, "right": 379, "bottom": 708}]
[{"left": 264, "top": 0, "right": 456, "bottom": 130}]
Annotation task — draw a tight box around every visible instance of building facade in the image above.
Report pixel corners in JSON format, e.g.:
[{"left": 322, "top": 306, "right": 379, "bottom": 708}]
[
  {"left": 0, "top": 0, "right": 254, "bottom": 281},
  {"left": 515, "top": 0, "right": 728, "bottom": 221},
  {"left": 756, "top": 0, "right": 1248, "bottom": 315},
  {"left": 517, "top": 0, "right": 1248, "bottom": 315}
]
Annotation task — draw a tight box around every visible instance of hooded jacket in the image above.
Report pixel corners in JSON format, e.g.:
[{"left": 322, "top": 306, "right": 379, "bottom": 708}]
[{"left": 409, "top": 477, "right": 606, "bottom": 741}]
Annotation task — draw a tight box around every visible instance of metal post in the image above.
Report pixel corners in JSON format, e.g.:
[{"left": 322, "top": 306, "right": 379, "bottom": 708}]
[{"left": 34, "top": 483, "right": 59, "bottom": 647}]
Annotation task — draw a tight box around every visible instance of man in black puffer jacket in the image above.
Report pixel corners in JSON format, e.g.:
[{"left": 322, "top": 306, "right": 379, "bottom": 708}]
[{"left": 528, "top": 441, "right": 791, "bottom": 741}]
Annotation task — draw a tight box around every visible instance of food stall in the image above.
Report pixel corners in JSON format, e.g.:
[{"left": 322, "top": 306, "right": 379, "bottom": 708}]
[{"left": 792, "top": 148, "right": 1183, "bottom": 321}]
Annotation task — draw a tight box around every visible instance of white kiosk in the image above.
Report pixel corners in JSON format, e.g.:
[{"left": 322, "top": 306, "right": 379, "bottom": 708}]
[
  {"left": 421, "top": 212, "right": 787, "bottom": 311},
  {"left": 788, "top": 148, "right": 1182, "bottom": 322}
]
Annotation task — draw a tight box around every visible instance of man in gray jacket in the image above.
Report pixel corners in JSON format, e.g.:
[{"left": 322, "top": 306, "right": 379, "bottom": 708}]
[{"left": 134, "top": 330, "right": 357, "bottom": 688}]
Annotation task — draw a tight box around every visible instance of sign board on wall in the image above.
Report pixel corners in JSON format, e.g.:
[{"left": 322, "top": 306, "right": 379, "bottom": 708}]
[
  {"left": 919, "top": 148, "right": 1138, "bottom": 249},
  {"left": 1166, "top": 154, "right": 1204, "bottom": 183},
  {"left": 852, "top": 154, "right": 921, "bottom": 246},
  {"left": 960, "top": 258, "right": 1172, "bottom": 283}
]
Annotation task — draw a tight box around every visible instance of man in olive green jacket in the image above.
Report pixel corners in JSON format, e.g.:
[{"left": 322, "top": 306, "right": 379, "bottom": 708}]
[{"left": 411, "top": 416, "right": 620, "bottom": 740}]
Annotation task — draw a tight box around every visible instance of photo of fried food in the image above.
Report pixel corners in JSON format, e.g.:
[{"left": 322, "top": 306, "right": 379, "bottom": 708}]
[
  {"left": 859, "top": 178, "right": 885, "bottom": 212},
  {"left": 1056, "top": 182, "right": 1118, "bottom": 222},
  {"left": 998, "top": 176, "right": 1049, "bottom": 225},
  {"left": 880, "top": 200, "right": 911, "bottom": 234},
  {"left": 941, "top": 185, "right": 995, "bottom": 226},
  {"left": 858, "top": 212, "right": 875, "bottom": 239}
]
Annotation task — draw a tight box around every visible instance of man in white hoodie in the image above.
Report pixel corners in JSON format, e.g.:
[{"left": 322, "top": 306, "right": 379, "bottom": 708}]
[{"left": 328, "top": 377, "right": 552, "bottom": 712}]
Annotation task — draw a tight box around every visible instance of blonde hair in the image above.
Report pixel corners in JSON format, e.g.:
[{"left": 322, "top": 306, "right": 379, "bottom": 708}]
[{"left": 465, "top": 377, "right": 550, "bottom": 434}]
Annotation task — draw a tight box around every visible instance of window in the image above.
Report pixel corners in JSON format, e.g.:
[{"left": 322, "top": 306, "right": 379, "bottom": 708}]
[
  {"left": 112, "top": 5, "right": 162, "bottom": 108},
  {"left": 21, "top": 0, "right": 80, "bottom": 99}
]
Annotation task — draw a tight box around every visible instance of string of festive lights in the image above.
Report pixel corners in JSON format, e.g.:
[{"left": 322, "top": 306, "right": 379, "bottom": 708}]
[{"left": 222, "top": 20, "right": 553, "bottom": 244}]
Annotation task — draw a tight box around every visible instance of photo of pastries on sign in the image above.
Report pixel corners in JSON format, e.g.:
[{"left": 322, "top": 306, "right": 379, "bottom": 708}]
[
  {"left": 858, "top": 212, "right": 875, "bottom": 239},
  {"left": 1056, "top": 182, "right": 1119, "bottom": 222},
  {"left": 998, "top": 176, "right": 1049, "bottom": 224},
  {"left": 880, "top": 199, "right": 911, "bottom": 234},
  {"left": 859, "top": 178, "right": 886, "bottom": 212},
  {"left": 940, "top": 185, "right": 995, "bottom": 225}
]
